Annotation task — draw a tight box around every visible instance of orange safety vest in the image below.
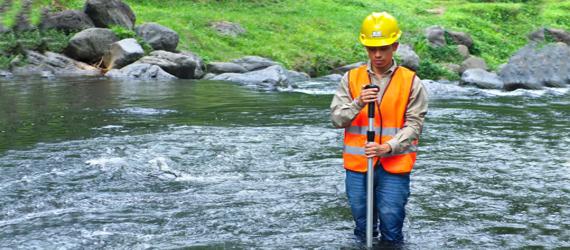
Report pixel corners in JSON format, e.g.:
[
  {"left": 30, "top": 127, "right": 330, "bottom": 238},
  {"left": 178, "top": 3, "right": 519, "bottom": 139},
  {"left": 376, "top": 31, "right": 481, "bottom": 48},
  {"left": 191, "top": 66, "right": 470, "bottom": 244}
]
[{"left": 343, "top": 65, "right": 418, "bottom": 174}]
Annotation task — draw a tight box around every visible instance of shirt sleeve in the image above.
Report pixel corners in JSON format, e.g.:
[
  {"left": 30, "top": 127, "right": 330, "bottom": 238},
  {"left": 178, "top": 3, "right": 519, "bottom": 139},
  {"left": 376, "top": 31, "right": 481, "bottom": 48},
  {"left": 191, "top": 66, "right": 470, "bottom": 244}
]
[
  {"left": 330, "top": 73, "right": 364, "bottom": 128},
  {"left": 386, "top": 76, "right": 428, "bottom": 155}
]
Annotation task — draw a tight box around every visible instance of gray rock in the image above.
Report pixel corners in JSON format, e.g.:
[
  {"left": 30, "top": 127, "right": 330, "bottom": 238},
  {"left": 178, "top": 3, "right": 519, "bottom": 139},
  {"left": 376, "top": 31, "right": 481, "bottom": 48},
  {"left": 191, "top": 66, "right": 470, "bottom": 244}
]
[
  {"left": 457, "top": 44, "right": 470, "bottom": 59},
  {"left": 180, "top": 51, "right": 206, "bottom": 79},
  {"left": 180, "top": 51, "right": 205, "bottom": 79},
  {"left": 84, "top": 0, "right": 136, "bottom": 29},
  {"left": 106, "top": 63, "right": 176, "bottom": 80},
  {"left": 135, "top": 23, "right": 179, "bottom": 52},
  {"left": 230, "top": 56, "right": 278, "bottom": 71},
  {"left": 286, "top": 70, "right": 310, "bottom": 83},
  {"left": 396, "top": 44, "right": 420, "bottom": 70},
  {"left": 460, "top": 68, "right": 504, "bottom": 89},
  {"left": 459, "top": 56, "right": 488, "bottom": 74},
  {"left": 210, "top": 21, "right": 246, "bottom": 37},
  {"left": 425, "top": 25, "right": 446, "bottom": 47},
  {"left": 137, "top": 50, "right": 202, "bottom": 79},
  {"left": 314, "top": 74, "right": 343, "bottom": 83},
  {"left": 39, "top": 10, "right": 94, "bottom": 32},
  {"left": 443, "top": 63, "right": 461, "bottom": 75},
  {"left": 0, "top": 70, "right": 13, "bottom": 78},
  {"left": 103, "top": 38, "right": 144, "bottom": 69},
  {"left": 500, "top": 43, "right": 570, "bottom": 90},
  {"left": 211, "top": 65, "right": 290, "bottom": 88},
  {"left": 0, "top": 24, "right": 7, "bottom": 33},
  {"left": 529, "top": 27, "right": 570, "bottom": 45},
  {"left": 333, "top": 61, "right": 365, "bottom": 74},
  {"left": 201, "top": 73, "right": 217, "bottom": 80},
  {"left": 13, "top": 50, "right": 100, "bottom": 77},
  {"left": 65, "top": 28, "right": 119, "bottom": 64},
  {"left": 207, "top": 62, "right": 248, "bottom": 74},
  {"left": 446, "top": 30, "right": 474, "bottom": 48}
]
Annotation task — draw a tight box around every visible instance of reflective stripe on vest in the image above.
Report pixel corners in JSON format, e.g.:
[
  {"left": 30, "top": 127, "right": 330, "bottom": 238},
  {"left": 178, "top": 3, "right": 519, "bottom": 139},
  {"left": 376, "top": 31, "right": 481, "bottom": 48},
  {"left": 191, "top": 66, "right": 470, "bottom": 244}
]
[{"left": 343, "top": 65, "right": 417, "bottom": 174}]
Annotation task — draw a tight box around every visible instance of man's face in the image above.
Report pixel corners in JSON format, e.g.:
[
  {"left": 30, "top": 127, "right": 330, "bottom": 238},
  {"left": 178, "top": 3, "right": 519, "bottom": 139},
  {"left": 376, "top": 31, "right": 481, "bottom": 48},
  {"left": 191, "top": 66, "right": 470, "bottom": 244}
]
[{"left": 365, "top": 43, "right": 399, "bottom": 71}]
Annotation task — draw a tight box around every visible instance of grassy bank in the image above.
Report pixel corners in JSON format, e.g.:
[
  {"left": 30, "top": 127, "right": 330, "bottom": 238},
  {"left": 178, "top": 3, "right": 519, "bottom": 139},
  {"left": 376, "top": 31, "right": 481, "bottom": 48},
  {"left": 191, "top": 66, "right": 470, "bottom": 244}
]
[{"left": 2, "top": 0, "right": 569, "bottom": 77}]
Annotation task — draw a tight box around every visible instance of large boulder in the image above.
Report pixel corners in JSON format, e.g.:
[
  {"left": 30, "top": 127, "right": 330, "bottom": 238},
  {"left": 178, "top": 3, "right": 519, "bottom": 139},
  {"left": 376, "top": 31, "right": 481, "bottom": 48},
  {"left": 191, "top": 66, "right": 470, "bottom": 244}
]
[
  {"left": 12, "top": 50, "right": 100, "bottom": 77},
  {"left": 499, "top": 43, "right": 570, "bottom": 90},
  {"left": 460, "top": 68, "right": 503, "bottom": 89},
  {"left": 457, "top": 45, "right": 470, "bottom": 59},
  {"left": 333, "top": 61, "right": 365, "bottom": 74},
  {"left": 106, "top": 63, "right": 176, "bottom": 80},
  {"left": 180, "top": 51, "right": 206, "bottom": 79},
  {"left": 39, "top": 10, "right": 94, "bottom": 32},
  {"left": 65, "top": 28, "right": 119, "bottom": 64},
  {"left": 230, "top": 56, "right": 278, "bottom": 71},
  {"left": 286, "top": 70, "right": 310, "bottom": 83},
  {"left": 211, "top": 65, "right": 290, "bottom": 88},
  {"left": 425, "top": 26, "right": 446, "bottom": 47},
  {"left": 207, "top": 62, "right": 248, "bottom": 74},
  {"left": 84, "top": 0, "right": 136, "bottom": 29},
  {"left": 137, "top": 50, "right": 203, "bottom": 79},
  {"left": 103, "top": 38, "right": 144, "bottom": 69},
  {"left": 459, "top": 56, "right": 488, "bottom": 74},
  {"left": 446, "top": 30, "right": 474, "bottom": 48},
  {"left": 135, "top": 23, "right": 179, "bottom": 52},
  {"left": 528, "top": 28, "right": 570, "bottom": 45},
  {"left": 210, "top": 21, "right": 246, "bottom": 37},
  {"left": 396, "top": 44, "right": 420, "bottom": 71}
]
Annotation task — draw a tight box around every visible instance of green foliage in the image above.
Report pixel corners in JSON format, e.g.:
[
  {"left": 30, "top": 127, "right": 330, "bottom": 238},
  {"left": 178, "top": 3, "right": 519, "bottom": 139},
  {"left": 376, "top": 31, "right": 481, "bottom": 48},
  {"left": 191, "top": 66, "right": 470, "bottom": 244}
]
[
  {"left": 416, "top": 59, "right": 458, "bottom": 81},
  {"left": 0, "top": 56, "right": 12, "bottom": 69},
  {"left": 428, "top": 45, "right": 464, "bottom": 64},
  {"left": 110, "top": 25, "right": 153, "bottom": 55},
  {"left": 0, "top": 30, "right": 70, "bottom": 55},
  {"left": 110, "top": 25, "right": 136, "bottom": 40}
]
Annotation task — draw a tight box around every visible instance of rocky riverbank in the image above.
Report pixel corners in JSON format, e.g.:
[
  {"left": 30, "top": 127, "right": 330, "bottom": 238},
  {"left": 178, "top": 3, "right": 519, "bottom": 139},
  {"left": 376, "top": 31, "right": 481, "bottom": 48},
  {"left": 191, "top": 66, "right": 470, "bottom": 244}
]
[{"left": 1, "top": 0, "right": 569, "bottom": 91}]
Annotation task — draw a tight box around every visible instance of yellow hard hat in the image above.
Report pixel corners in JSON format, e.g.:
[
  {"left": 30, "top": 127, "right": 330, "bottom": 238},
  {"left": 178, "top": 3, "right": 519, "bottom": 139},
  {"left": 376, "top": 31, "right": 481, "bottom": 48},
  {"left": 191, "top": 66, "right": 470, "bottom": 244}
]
[{"left": 359, "top": 12, "right": 402, "bottom": 47}]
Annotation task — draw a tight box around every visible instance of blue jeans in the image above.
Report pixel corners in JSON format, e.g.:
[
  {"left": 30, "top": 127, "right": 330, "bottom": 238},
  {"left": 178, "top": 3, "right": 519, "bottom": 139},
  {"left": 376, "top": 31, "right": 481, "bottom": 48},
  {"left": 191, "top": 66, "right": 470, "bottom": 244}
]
[{"left": 345, "top": 165, "right": 410, "bottom": 243}]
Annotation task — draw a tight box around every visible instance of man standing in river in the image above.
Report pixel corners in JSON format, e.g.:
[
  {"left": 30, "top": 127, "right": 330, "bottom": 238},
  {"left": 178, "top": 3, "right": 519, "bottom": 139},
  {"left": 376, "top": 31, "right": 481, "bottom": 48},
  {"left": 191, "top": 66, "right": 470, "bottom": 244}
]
[{"left": 330, "top": 12, "right": 428, "bottom": 245}]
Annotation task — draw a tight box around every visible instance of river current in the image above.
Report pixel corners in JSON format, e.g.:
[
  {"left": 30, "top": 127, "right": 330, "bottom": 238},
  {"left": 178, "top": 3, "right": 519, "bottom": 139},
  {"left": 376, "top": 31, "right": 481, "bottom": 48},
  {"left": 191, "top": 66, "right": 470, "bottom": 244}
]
[{"left": 0, "top": 77, "right": 568, "bottom": 249}]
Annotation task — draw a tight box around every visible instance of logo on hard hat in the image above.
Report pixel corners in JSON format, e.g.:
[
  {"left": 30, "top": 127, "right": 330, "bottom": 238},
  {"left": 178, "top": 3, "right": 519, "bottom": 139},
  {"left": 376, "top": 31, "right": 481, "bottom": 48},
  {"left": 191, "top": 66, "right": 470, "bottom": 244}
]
[{"left": 371, "top": 31, "right": 382, "bottom": 38}]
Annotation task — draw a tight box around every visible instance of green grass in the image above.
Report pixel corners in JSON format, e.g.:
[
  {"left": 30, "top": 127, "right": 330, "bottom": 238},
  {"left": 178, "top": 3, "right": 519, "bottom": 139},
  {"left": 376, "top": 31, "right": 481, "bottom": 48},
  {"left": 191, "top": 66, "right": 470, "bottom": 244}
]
[{"left": 2, "top": 0, "right": 569, "bottom": 77}]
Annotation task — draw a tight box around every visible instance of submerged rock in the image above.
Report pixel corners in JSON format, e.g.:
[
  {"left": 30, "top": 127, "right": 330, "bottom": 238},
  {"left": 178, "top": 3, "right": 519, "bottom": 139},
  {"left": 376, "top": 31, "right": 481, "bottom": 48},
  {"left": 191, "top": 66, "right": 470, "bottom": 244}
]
[
  {"left": 105, "top": 63, "right": 176, "bottom": 80},
  {"left": 211, "top": 65, "right": 290, "bottom": 88},
  {"left": 207, "top": 62, "right": 248, "bottom": 74},
  {"left": 137, "top": 50, "right": 203, "bottom": 79},
  {"left": 314, "top": 74, "right": 342, "bottom": 83},
  {"left": 230, "top": 56, "right": 278, "bottom": 71},
  {"left": 460, "top": 68, "right": 503, "bottom": 89}
]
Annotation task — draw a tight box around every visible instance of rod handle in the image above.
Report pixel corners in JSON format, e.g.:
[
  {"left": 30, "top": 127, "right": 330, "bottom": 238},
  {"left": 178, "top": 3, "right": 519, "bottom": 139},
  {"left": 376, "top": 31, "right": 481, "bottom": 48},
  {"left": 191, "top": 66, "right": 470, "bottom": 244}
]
[{"left": 364, "top": 84, "right": 379, "bottom": 118}]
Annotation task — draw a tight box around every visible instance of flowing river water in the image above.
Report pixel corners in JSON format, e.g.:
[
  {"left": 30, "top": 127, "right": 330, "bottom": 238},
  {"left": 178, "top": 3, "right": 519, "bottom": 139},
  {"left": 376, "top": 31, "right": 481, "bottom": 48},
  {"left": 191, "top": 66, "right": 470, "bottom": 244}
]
[{"left": 0, "top": 77, "right": 569, "bottom": 249}]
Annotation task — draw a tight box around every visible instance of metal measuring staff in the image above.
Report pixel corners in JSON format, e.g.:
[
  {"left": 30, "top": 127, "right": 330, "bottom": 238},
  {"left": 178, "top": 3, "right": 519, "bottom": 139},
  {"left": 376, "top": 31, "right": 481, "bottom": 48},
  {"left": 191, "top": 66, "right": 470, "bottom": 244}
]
[{"left": 364, "top": 84, "right": 379, "bottom": 248}]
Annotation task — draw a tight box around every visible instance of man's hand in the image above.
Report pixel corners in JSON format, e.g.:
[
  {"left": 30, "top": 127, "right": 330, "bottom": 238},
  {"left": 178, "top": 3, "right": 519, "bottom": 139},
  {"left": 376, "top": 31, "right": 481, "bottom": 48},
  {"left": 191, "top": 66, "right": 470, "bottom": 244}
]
[
  {"left": 364, "top": 142, "right": 392, "bottom": 158},
  {"left": 357, "top": 86, "right": 379, "bottom": 106}
]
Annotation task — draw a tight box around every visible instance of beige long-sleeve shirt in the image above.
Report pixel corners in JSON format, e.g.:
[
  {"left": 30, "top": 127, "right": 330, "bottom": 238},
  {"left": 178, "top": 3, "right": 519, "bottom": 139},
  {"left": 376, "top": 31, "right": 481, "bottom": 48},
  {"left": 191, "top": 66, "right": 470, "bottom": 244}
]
[{"left": 330, "top": 60, "right": 428, "bottom": 156}]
